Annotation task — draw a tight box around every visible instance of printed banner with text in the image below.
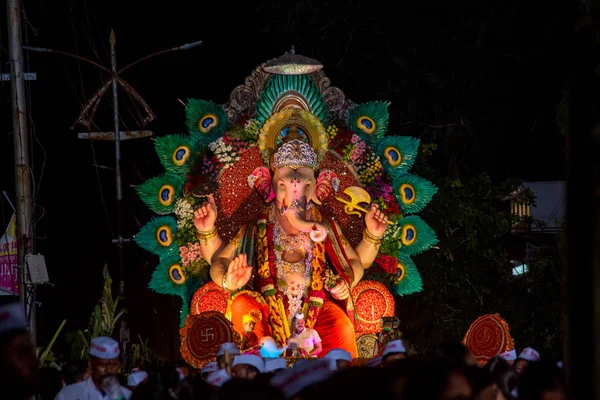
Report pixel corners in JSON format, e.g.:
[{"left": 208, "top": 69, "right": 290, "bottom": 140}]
[{"left": 0, "top": 213, "right": 18, "bottom": 295}]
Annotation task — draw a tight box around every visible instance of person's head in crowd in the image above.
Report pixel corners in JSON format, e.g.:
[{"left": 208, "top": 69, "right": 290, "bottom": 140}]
[
  {"left": 158, "top": 364, "right": 183, "bottom": 390},
  {"left": 323, "top": 348, "right": 353, "bottom": 371},
  {"left": 466, "top": 364, "right": 496, "bottom": 400},
  {"left": 403, "top": 361, "right": 473, "bottom": 400},
  {"left": 498, "top": 349, "right": 517, "bottom": 366},
  {"left": 219, "top": 377, "right": 285, "bottom": 400},
  {"left": 231, "top": 354, "right": 264, "bottom": 380},
  {"left": 433, "top": 340, "right": 478, "bottom": 368},
  {"left": 518, "top": 360, "right": 565, "bottom": 400},
  {"left": 515, "top": 347, "right": 540, "bottom": 375},
  {"left": 487, "top": 357, "right": 519, "bottom": 400},
  {"left": 88, "top": 336, "right": 122, "bottom": 388},
  {"left": 200, "top": 361, "right": 219, "bottom": 380},
  {"left": 381, "top": 339, "right": 407, "bottom": 366},
  {"left": 0, "top": 300, "right": 40, "bottom": 399},
  {"left": 63, "top": 359, "right": 91, "bottom": 385},
  {"left": 127, "top": 368, "right": 148, "bottom": 389},
  {"left": 316, "top": 366, "right": 397, "bottom": 400},
  {"left": 384, "top": 357, "right": 421, "bottom": 397},
  {"left": 217, "top": 342, "right": 241, "bottom": 370},
  {"left": 174, "top": 359, "right": 190, "bottom": 379},
  {"left": 264, "top": 357, "right": 288, "bottom": 374},
  {"left": 38, "top": 366, "right": 63, "bottom": 400}
]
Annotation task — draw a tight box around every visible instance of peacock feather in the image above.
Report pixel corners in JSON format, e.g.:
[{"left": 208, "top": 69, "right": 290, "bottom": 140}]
[
  {"left": 154, "top": 134, "right": 197, "bottom": 176},
  {"left": 396, "top": 215, "right": 439, "bottom": 257},
  {"left": 392, "top": 173, "right": 438, "bottom": 214},
  {"left": 348, "top": 101, "right": 389, "bottom": 147},
  {"left": 377, "top": 136, "right": 420, "bottom": 178},
  {"left": 255, "top": 74, "right": 328, "bottom": 125},
  {"left": 149, "top": 254, "right": 187, "bottom": 297},
  {"left": 394, "top": 254, "right": 423, "bottom": 296},
  {"left": 136, "top": 173, "right": 185, "bottom": 215},
  {"left": 134, "top": 216, "right": 178, "bottom": 257},
  {"left": 185, "top": 99, "right": 229, "bottom": 144}
]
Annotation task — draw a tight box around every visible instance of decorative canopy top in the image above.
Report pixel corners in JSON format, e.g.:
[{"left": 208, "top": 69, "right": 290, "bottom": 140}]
[{"left": 262, "top": 49, "right": 323, "bottom": 75}]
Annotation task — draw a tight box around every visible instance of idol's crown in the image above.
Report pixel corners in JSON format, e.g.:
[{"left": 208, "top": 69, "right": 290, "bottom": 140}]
[{"left": 272, "top": 139, "right": 318, "bottom": 170}]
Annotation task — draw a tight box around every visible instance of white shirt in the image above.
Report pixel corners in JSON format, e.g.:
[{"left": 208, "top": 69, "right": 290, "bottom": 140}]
[
  {"left": 288, "top": 328, "right": 321, "bottom": 353},
  {"left": 54, "top": 376, "right": 132, "bottom": 400}
]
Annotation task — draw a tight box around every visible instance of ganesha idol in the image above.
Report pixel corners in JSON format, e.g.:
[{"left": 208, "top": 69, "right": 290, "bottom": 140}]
[{"left": 135, "top": 51, "right": 439, "bottom": 366}]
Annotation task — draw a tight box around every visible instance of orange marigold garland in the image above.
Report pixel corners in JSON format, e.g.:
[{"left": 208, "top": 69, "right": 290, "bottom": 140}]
[{"left": 256, "top": 214, "right": 288, "bottom": 346}]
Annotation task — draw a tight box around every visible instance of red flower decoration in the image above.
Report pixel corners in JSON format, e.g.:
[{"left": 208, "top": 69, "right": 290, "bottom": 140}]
[{"left": 374, "top": 255, "right": 398, "bottom": 274}]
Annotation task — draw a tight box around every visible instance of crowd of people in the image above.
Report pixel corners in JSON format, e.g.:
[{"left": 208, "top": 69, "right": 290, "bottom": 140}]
[{"left": 1, "top": 300, "right": 565, "bottom": 400}]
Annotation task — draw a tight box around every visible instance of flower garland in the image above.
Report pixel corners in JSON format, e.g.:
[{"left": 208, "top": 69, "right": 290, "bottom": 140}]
[
  {"left": 257, "top": 216, "right": 288, "bottom": 346},
  {"left": 179, "top": 242, "right": 203, "bottom": 267},
  {"left": 256, "top": 205, "right": 327, "bottom": 345}
]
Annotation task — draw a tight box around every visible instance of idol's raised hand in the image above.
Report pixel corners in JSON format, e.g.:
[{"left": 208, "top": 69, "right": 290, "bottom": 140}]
[
  {"left": 364, "top": 203, "right": 388, "bottom": 238},
  {"left": 193, "top": 194, "right": 218, "bottom": 232},
  {"left": 225, "top": 254, "right": 253, "bottom": 291}
]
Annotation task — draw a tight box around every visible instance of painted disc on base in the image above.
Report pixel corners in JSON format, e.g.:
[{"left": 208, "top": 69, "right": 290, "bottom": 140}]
[
  {"left": 190, "top": 281, "right": 229, "bottom": 315},
  {"left": 351, "top": 280, "right": 395, "bottom": 334},
  {"left": 180, "top": 311, "right": 240, "bottom": 368},
  {"left": 462, "top": 313, "right": 514, "bottom": 366}
]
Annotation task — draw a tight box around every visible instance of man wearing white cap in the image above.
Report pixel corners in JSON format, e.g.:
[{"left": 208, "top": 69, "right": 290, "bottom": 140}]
[
  {"left": 200, "top": 361, "right": 219, "bottom": 380},
  {"left": 264, "top": 357, "right": 288, "bottom": 373},
  {"left": 381, "top": 339, "right": 407, "bottom": 366},
  {"left": 55, "top": 336, "right": 132, "bottom": 399},
  {"left": 498, "top": 349, "right": 517, "bottom": 366},
  {"left": 515, "top": 347, "right": 540, "bottom": 375},
  {"left": 324, "top": 348, "right": 353, "bottom": 371},
  {"left": 217, "top": 342, "right": 240, "bottom": 371},
  {"left": 286, "top": 313, "right": 322, "bottom": 357},
  {"left": 231, "top": 354, "right": 265, "bottom": 380},
  {"left": 0, "top": 301, "right": 40, "bottom": 399}
]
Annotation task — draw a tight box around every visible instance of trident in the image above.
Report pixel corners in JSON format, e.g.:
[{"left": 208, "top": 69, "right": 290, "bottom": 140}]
[{"left": 335, "top": 186, "right": 395, "bottom": 225}]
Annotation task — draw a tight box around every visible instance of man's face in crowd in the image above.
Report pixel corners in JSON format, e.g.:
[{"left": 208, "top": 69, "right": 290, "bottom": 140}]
[
  {"left": 1, "top": 332, "right": 40, "bottom": 396},
  {"left": 90, "top": 356, "right": 120, "bottom": 384}
]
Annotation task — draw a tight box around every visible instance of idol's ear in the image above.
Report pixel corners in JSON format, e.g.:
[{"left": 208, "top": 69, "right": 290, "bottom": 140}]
[
  {"left": 247, "top": 166, "right": 275, "bottom": 203},
  {"left": 314, "top": 169, "right": 340, "bottom": 205}
]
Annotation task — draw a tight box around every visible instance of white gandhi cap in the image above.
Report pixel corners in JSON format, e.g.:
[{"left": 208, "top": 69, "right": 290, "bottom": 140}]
[
  {"left": 324, "top": 348, "right": 353, "bottom": 362},
  {"left": 382, "top": 339, "right": 406, "bottom": 357},
  {"left": 233, "top": 354, "right": 265, "bottom": 373},
  {"left": 89, "top": 336, "right": 120, "bottom": 359},
  {"left": 264, "top": 357, "right": 288, "bottom": 372},
  {"left": 217, "top": 342, "right": 241, "bottom": 357}
]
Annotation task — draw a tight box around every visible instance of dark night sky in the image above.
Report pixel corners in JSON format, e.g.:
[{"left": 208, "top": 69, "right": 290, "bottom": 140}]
[{"left": 0, "top": 0, "right": 576, "bottom": 359}]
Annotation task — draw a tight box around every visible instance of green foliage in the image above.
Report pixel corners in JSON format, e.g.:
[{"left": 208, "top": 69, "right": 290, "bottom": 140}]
[
  {"left": 123, "top": 334, "right": 165, "bottom": 372},
  {"left": 398, "top": 144, "right": 563, "bottom": 359},
  {"left": 64, "top": 265, "right": 128, "bottom": 361}
]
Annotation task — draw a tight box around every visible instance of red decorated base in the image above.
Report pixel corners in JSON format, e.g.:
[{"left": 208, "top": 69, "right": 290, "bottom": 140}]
[
  {"left": 351, "top": 280, "right": 395, "bottom": 334},
  {"left": 190, "top": 281, "right": 229, "bottom": 315},
  {"left": 462, "top": 313, "right": 514, "bottom": 366},
  {"left": 180, "top": 311, "right": 240, "bottom": 369}
]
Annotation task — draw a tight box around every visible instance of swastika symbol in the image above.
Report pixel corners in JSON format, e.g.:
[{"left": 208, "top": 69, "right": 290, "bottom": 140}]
[{"left": 200, "top": 326, "right": 215, "bottom": 342}]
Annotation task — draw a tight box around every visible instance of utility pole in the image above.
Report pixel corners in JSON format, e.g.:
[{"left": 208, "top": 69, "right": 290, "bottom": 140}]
[
  {"left": 6, "top": 0, "right": 35, "bottom": 344},
  {"left": 109, "top": 30, "right": 126, "bottom": 297},
  {"left": 24, "top": 34, "right": 201, "bottom": 360}
]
